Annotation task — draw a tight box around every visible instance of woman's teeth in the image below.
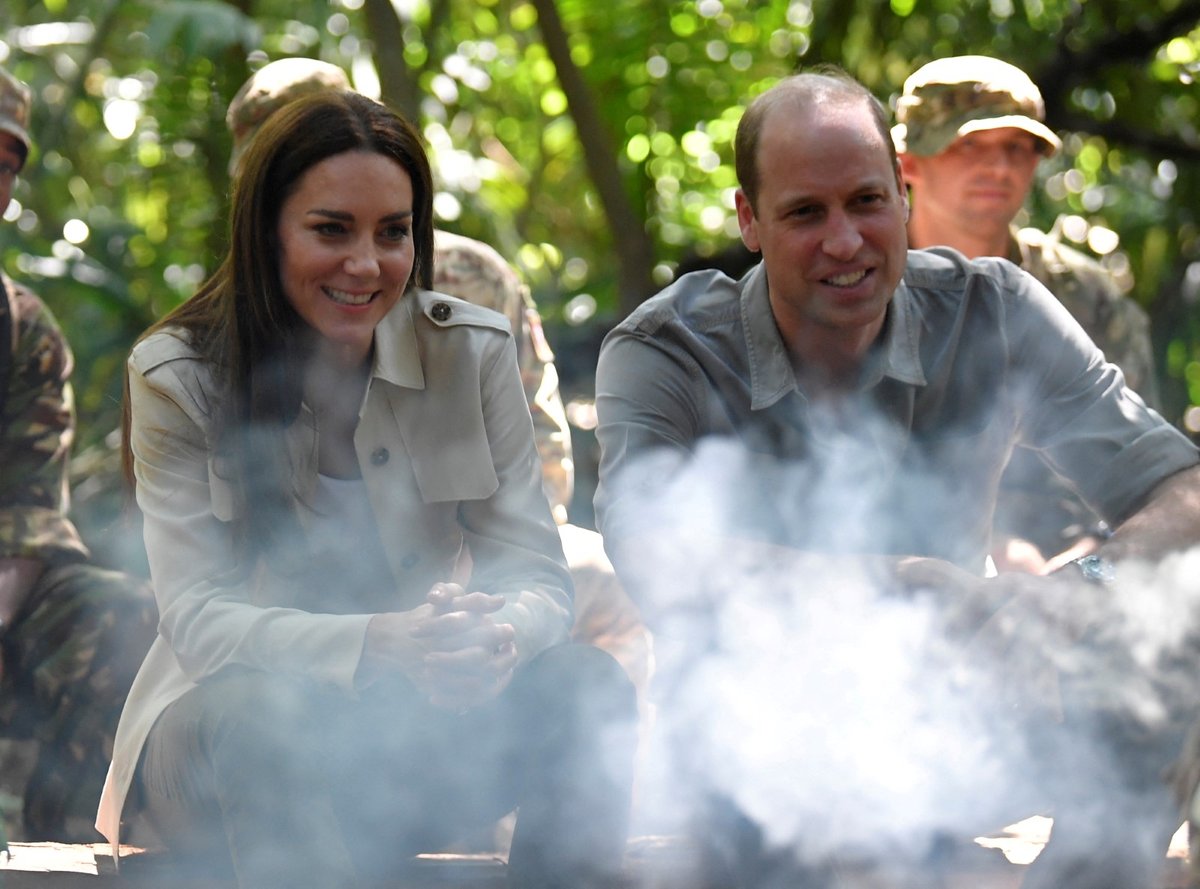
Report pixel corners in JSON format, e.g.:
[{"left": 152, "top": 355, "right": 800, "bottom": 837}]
[{"left": 323, "top": 287, "right": 375, "bottom": 306}]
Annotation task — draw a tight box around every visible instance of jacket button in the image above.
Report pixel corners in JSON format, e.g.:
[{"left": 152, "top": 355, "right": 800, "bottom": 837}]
[
  {"left": 431, "top": 301, "right": 452, "bottom": 321},
  {"left": 370, "top": 447, "right": 389, "bottom": 466},
  {"left": 400, "top": 553, "right": 419, "bottom": 569}
]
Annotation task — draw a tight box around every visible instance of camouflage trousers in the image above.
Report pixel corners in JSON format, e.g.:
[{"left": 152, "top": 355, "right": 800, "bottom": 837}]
[{"left": 0, "top": 562, "right": 156, "bottom": 841}]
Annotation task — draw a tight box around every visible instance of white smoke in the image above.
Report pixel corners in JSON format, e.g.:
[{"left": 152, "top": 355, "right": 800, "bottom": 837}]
[{"left": 610, "top": 434, "right": 1200, "bottom": 870}]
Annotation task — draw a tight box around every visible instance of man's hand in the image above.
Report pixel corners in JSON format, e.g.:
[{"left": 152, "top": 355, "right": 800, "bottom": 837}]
[
  {"left": 989, "top": 535, "right": 1048, "bottom": 575},
  {"left": 894, "top": 555, "right": 1118, "bottom": 716},
  {"left": 1042, "top": 535, "right": 1102, "bottom": 575},
  {"left": 359, "top": 583, "right": 517, "bottom": 711},
  {"left": 898, "top": 555, "right": 1109, "bottom": 643}
]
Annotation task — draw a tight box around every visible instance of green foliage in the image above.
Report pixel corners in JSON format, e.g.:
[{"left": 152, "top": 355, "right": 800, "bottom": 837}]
[
  {"left": 144, "top": 1, "right": 261, "bottom": 57},
  {"left": 1, "top": 0, "right": 1199, "bottom": 449}
]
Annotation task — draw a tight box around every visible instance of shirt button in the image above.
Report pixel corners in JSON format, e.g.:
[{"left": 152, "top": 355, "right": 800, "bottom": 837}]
[
  {"left": 370, "top": 447, "right": 389, "bottom": 466},
  {"left": 431, "top": 302, "right": 452, "bottom": 321},
  {"left": 400, "top": 553, "right": 419, "bottom": 569}
]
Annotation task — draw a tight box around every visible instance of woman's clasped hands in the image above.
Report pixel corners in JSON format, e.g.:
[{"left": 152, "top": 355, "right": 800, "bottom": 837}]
[{"left": 361, "top": 582, "right": 518, "bottom": 710}]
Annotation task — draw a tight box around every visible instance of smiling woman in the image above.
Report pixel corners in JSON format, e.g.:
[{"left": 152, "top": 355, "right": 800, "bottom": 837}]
[
  {"left": 97, "top": 91, "right": 636, "bottom": 889},
  {"left": 276, "top": 150, "right": 416, "bottom": 366}
]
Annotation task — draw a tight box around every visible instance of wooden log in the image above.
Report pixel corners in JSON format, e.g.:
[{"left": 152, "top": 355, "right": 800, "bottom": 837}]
[
  {"left": 0, "top": 828, "right": 1190, "bottom": 889},
  {"left": 0, "top": 844, "right": 509, "bottom": 888}
]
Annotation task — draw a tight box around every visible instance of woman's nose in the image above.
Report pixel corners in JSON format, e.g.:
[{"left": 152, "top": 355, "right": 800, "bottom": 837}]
[{"left": 344, "top": 239, "right": 380, "bottom": 277}]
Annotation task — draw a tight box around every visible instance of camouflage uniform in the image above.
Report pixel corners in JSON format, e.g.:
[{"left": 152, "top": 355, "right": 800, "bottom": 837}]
[
  {"left": 0, "top": 274, "right": 156, "bottom": 840},
  {"left": 993, "top": 224, "right": 1161, "bottom": 556},
  {"left": 433, "top": 231, "right": 575, "bottom": 520},
  {"left": 893, "top": 56, "right": 1159, "bottom": 558},
  {"left": 431, "top": 234, "right": 653, "bottom": 698}
]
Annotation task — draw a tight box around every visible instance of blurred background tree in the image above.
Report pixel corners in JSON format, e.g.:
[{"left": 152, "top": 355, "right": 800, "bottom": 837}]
[{"left": 2, "top": 0, "right": 1200, "bottom": 532}]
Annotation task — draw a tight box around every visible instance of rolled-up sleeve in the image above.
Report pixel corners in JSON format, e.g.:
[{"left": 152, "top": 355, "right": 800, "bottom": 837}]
[{"left": 1002, "top": 270, "right": 1199, "bottom": 523}]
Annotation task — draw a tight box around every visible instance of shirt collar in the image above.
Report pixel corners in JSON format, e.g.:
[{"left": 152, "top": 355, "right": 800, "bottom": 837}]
[
  {"left": 740, "top": 260, "right": 926, "bottom": 410},
  {"left": 739, "top": 262, "right": 796, "bottom": 410},
  {"left": 872, "top": 276, "right": 926, "bottom": 388}
]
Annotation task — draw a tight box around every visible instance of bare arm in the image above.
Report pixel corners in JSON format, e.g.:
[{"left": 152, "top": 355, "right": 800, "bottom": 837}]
[{"left": 1100, "top": 464, "right": 1200, "bottom": 563}]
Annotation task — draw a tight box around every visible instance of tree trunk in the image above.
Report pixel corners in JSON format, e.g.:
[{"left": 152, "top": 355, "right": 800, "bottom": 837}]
[
  {"left": 363, "top": 0, "right": 424, "bottom": 126},
  {"left": 530, "top": 0, "right": 658, "bottom": 317}
]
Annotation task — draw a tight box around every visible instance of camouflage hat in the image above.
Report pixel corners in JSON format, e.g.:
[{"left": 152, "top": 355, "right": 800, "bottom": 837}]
[
  {"left": 0, "top": 66, "right": 33, "bottom": 166},
  {"left": 226, "top": 58, "right": 350, "bottom": 174},
  {"left": 892, "top": 55, "right": 1061, "bottom": 158}
]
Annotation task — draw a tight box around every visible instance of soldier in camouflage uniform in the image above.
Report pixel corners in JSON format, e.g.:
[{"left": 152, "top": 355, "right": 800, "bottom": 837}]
[
  {"left": 226, "top": 60, "right": 652, "bottom": 696},
  {"left": 428, "top": 232, "right": 653, "bottom": 696},
  {"left": 428, "top": 230, "right": 575, "bottom": 521},
  {"left": 894, "top": 55, "right": 1160, "bottom": 574},
  {"left": 0, "top": 65, "right": 156, "bottom": 841}
]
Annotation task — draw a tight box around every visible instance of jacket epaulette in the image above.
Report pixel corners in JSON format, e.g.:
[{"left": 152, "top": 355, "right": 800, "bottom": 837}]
[{"left": 413, "top": 289, "right": 513, "bottom": 335}]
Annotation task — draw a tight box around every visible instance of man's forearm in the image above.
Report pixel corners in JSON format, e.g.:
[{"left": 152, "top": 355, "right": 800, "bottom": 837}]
[{"left": 1102, "top": 464, "right": 1200, "bottom": 563}]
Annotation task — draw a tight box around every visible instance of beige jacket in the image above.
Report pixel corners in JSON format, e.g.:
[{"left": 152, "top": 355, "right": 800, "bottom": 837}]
[{"left": 96, "top": 289, "right": 572, "bottom": 853}]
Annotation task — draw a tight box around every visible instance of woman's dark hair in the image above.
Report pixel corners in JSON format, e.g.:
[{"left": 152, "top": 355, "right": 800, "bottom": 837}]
[{"left": 121, "top": 90, "right": 434, "bottom": 560}]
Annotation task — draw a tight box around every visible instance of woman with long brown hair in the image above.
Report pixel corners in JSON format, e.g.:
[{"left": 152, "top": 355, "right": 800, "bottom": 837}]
[{"left": 96, "top": 90, "right": 635, "bottom": 889}]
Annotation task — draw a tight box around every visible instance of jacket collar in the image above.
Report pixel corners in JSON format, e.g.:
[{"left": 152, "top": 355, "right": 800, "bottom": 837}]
[{"left": 370, "top": 293, "right": 426, "bottom": 390}]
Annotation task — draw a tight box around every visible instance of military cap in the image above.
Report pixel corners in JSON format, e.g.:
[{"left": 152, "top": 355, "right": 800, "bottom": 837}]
[
  {"left": 0, "top": 66, "right": 33, "bottom": 167},
  {"left": 226, "top": 58, "right": 350, "bottom": 174},
  {"left": 892, "top": 55, "right": 1061, "bottom": 158}
]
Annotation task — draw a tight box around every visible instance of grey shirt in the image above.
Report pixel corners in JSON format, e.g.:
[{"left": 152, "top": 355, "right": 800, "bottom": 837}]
[{"left": 594, "top": 248, "right": 1197, "bottom": 574}]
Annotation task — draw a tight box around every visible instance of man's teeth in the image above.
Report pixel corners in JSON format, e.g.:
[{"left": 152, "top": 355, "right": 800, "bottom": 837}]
[
  {"left": 324, "top": 287, "right": 374, "bottom": 306},
  {"left": 825, "top": 270, "right": 867, "bottom": 287}
]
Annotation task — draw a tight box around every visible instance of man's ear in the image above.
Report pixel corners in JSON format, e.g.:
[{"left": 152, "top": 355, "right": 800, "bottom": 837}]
[
  {"left": 895, "top": 160, "right": 911, "bottom": 221},
  {"left": 734, "top": 188, "right": 761, "bottom": 253},
  {"left": 897, "top": 153, "right": 920, "bottom": 188}
]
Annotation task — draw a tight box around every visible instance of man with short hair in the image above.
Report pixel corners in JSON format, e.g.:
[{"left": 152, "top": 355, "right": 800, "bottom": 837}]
[
  {"left": 594, "top": 66, "right": 1200, "bottom": 888},
  {"left": 894, "top": 55, "right": 1160, "bottom": 574},
  {"left": 0, "top": 64, "right": 155, "bottom": 841}
]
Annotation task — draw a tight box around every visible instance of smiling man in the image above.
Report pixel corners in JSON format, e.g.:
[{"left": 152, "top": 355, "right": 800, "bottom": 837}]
[
  {"left": 895, "top": 56, "right": 1160, "bottom": 574},
  {"left": 593, "top": 66, "right": 1200, "bottom": 888}
]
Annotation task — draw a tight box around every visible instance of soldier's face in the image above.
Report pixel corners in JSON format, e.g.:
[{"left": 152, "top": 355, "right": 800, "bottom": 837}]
[
  {"left": 0, "top": 132, "right": 23, "bottom": 216},
  {"left": 901, "top": 127, "right": 1041, "bottom": 235}
]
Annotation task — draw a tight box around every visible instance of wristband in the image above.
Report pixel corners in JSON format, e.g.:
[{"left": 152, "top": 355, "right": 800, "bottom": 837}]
[{"left": 1071, "top": 554, "right": 1117, "bottom": 585}]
